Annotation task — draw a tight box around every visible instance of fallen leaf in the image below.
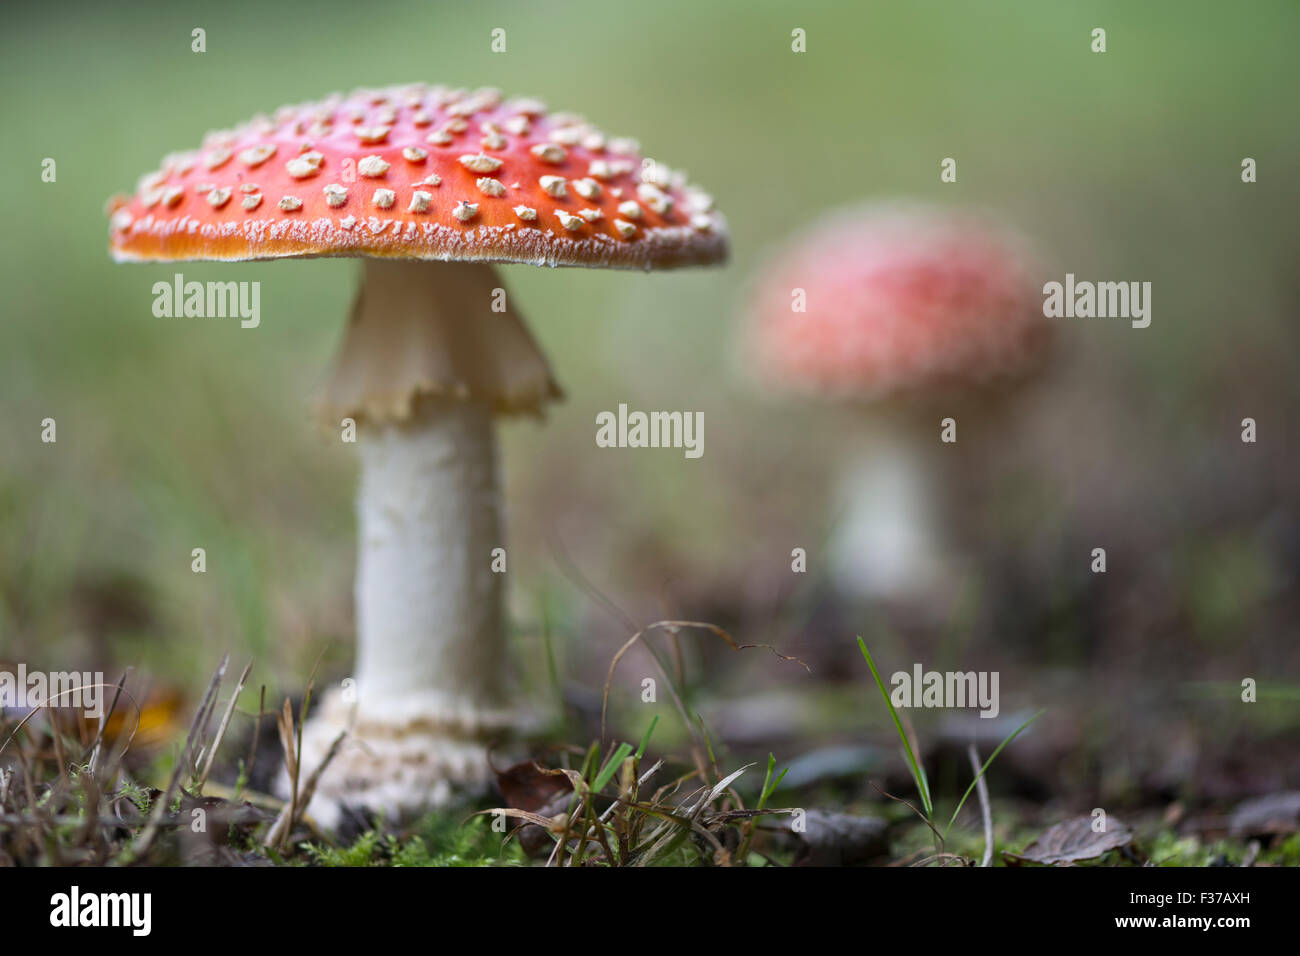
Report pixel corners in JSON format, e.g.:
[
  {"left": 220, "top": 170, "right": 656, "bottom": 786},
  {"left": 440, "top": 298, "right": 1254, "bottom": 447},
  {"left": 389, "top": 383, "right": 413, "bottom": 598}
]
[
  {"left": 793, "top": 810, "right": 889, "bottom": 866},
  {"left": 496, "top": 759, "right": 573, "bottom": 813},
  {"left": 495, "top": 760, "right": 575, "bottom": 858},
  {"left": 1229, "top": 792, "right": 1300, "bottom": 837},
  {"left": 1009, "top": 815, "right": 1133, "bottom": 865}
]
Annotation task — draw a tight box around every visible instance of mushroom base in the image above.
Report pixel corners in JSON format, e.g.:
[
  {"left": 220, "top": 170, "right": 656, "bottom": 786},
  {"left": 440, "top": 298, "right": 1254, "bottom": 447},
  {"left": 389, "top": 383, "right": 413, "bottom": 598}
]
[{"left": 289, "top": 686, "right": 520, "bottom": 829}]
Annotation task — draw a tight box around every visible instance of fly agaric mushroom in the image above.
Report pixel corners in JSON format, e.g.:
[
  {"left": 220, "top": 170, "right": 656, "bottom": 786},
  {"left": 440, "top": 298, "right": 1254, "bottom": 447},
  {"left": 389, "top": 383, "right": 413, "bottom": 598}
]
[
  {"left": 739, "top": 203, "right": 1049, "bottom": 602},
  {"left": 106, "top": 84, "right": 727, "bottom": 825}
]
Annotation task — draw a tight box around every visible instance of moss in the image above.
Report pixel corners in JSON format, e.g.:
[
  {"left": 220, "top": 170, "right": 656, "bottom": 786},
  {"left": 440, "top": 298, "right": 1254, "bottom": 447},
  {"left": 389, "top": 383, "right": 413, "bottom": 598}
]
[
  {"left": 301, "top": 830, "right": 383, "bottom": 867},
  {"left": 300, "top": 814, "right": 526, "bottom": 867},
  {"left": 1257, "top": 833, "right": 1300, "bottom": 866}
]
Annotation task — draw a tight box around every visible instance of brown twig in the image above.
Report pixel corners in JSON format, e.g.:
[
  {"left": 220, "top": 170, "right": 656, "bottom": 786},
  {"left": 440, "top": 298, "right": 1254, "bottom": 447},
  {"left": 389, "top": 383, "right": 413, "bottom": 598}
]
[
  {"left": 241, "top": 684, "right": 267, "bottom": 798},
  {"left": 197, "top": 660, "right": 252, "bottom": 793},
  {"left": 870, "top": 780, "right": 944, "bottom": 847},
  {"left": 599, "top": 620, "right": 809, "bottom": 743},
  {"left": 264, "top": 726, "right": 345, "bottom": 850},
  {"left": 126, "top": 655, "right": 228, "bottom": 861}
]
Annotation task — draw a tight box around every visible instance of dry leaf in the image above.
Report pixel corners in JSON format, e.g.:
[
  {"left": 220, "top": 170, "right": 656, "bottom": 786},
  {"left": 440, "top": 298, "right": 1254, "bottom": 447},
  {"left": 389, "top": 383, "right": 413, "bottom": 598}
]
[
  {"left": 793, "top": 810, "right": 889, "bottom": 866},
  {"left": 1229, "top": 792, "right": 1300, "bottom": 837},
  {"left": 1010, "top": 815, "right": 1133, "bottom": 865},
  {"left": 496, "top": 760, "right": 574, "bottom": 812}
]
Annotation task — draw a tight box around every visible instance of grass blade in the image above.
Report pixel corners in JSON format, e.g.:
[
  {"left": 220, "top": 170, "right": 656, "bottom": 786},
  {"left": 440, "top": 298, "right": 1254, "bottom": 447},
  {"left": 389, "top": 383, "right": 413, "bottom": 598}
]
[
  {"left": 758, "top": 754, "right": 788, "bottom": 809},
  {"left": 635, "top": 715, "right": 658, "bottom": 760},
  {"left": 857, "top": 637, "right": 932, "bottom": 818},
  {"left": 593, "top": 742, "right": 633, "bottom": 792}
]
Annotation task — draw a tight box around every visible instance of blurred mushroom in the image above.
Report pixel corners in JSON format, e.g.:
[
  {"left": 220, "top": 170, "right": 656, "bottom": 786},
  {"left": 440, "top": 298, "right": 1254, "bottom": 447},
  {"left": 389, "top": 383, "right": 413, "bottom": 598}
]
[
  {"left": 739, "top": 203, "right": 1050, "bottom": 603},
  {"left": 107, "top": 83, "right": 728, "bottom": 825}
]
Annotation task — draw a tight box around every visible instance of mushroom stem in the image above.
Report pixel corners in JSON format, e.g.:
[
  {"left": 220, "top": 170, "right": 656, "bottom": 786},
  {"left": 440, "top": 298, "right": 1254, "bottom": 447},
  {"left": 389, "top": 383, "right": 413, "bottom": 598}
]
[
  {"left": 828, "top": 415, "right": 948, "bottom": 602},
  {"left": 354, "top": 401, "right": 506, "bottom": 716},
  {"left": 295, "top": 258, "right": 560, "bottom": 826}
]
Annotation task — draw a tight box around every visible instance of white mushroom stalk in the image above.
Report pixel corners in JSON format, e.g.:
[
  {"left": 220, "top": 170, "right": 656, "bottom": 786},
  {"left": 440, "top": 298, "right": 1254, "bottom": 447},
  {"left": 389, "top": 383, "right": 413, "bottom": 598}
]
[
  {"left": 828, "top": 418, "right": 947, "bottom": 602},
  {"left": 354, "top": 404, "right": 505, "bottom": 721},
  {"left": 295, "top": 259, "right": 559, "bottom": 826}
]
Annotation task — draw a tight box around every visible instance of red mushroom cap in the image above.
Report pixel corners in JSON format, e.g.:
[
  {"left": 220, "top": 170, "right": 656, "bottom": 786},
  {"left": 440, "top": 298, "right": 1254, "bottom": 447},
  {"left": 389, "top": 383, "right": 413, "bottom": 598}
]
[
  {"left": 107, "top": 84, "right": 726, "bottom": 270},
  {"left": 742, "top": 203, "right": 1050, "bottom": 401}
]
